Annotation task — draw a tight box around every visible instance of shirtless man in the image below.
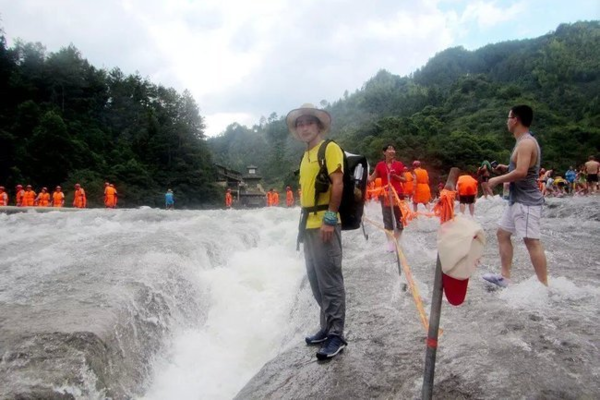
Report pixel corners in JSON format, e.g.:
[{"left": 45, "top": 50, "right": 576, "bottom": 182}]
[
  {"left": 483, "top": 105, "right": 547, "bottom": 287},
  {"left": 584, "top": 156, "right": 600, "bottom": 194}
]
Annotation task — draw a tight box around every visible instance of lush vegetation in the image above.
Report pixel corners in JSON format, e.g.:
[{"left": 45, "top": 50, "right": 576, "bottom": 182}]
[
  {"left": 1, "top": 21, "right": 598, "bottom": 207},
  {"left": 210, "top": 21, "right": 600, "bottom": 189},
  {"left": 0, "top": 36, "right": 218, "bottom": 208}
]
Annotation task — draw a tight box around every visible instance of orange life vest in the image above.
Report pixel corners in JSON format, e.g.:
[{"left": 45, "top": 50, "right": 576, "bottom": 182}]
[
  {"left": 37, "top": 192, "right": 50, "bottom": 207},
  {"left": 16, "top": 189, "right": 25, "bottom": 206},
  {"left": 272, "top": 192, "right": 279, "bottom": 206},
  {"left": 53, "top": 192, "right": 64, "bottom": 207},
  {"left": 403, "top": 172, "right": 414, "bottom": 195},
  {"left": 225, "top": 192, "right": 233, "bottom": 207},
  {"left": 104, "top": 186, "right": 117, "bottom": 207},
  {"left": 266, "top": 192, "right": 273, "bottom": 206},
  {"left": 74, "top": 188, "right": 86, "bottom": 208},
  {"left": 457, "top": 175, "right": 478, "bottom": 196},
  {"left": 23, "top": 190, "right": 36, "bottom": 207},
  {"left": 286, "top": 190, "right": 294, "bottom": 207},
  {"left": 0, "top": 192, "right": 7, "bottom": 206},
  {"left": 413, "top": 168, "right": 431, "bottom": 203}
]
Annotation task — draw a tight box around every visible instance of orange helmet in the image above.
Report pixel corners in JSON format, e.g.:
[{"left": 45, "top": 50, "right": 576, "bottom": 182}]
[{"left": 16, "top": 184, "right": 23, "bottom": 188}]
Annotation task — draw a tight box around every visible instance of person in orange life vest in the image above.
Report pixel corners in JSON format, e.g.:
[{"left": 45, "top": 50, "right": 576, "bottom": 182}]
[
  {"left": 104, "top": 182, "right": 117, "bottom": 208},
  {"left": 225, "top": 188, "right": 233, "bottom": 208},
  {"left": 53, "top": 186, "right": 65, "bottom": 207},
  {"left": 0, "top": 186, "right": 8, "bottom": 206},
  {"left": 266, "top": 188, "right": 274, "bottom": 206},
  {"left": 73, "top": 183, "right": 87, "bottom": 208},
  {"left": 286, "top": 186, "right": 295, "bottom": 207},
  {"left": 111, "top": 184, "right": 118, "bottom": 207},
  {"left": 272, "top": 190, "right": 280, "bottom": 206},
  {"left": 15, "top": 184, "right": 25, "bottom": 206},
  {"left": 403, "top": 166, "right": 414, "bottom": 201},
  {"left": 36, "top": 187, "right": 51, "bottom": 207},
  {"left": 368, "top": 144, "right": 406, "bottom": 249},
  {"left": 23, "top": 185, "right": 37, "bottom": 207},
  {"left": 412, "top": 160, "right": 431, "bottom": 212},
  {"left": 457, "top": 174, "right": 479, "bottom": 216}
]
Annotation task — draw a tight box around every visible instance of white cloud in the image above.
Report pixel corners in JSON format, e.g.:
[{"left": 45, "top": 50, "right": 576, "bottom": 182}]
[
  {"left": 204, "top": 112, "right": 256, "bottom": 137},
  {"left": 460, "top": 1, "right": 525, "bottom": 29}
]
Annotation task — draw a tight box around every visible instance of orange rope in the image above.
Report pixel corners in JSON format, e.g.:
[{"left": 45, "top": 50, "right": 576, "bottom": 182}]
[
  {"left": 361, "top": 182, "right": 457, "bottom": 334},
  {"left": 432, "top": 189, "right": 456, "bottom": 224}
]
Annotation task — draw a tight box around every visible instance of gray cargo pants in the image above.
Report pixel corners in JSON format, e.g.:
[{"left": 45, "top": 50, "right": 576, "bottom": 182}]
[{"left": 303, "top": 225, "right": 345, "bottom": 337}]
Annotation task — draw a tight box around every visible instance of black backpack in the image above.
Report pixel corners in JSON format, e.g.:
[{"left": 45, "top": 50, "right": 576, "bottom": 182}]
[{"left": 306, "top": 139, "right": 369, "bottom": 230}]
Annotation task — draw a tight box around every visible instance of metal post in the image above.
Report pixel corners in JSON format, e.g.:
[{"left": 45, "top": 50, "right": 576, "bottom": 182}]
[
  {"left": 422, "top": 167, "right": 459, "bottom": 400},
  {"left": 422, "top": 255, "right": 443, "bottom": 400}
]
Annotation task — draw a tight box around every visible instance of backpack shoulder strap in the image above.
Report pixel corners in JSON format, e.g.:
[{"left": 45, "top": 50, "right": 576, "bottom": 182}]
[{"left": 317, "top": 139, "right": 334, "bottom": 171}]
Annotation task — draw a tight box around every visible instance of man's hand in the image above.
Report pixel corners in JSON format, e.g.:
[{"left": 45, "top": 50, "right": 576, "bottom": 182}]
[
  {"left": 494, "top": 164, "right": 509, "bottom": 173},
  {"left": 320, "top": 224, "right": 335, "bottom": 242}
]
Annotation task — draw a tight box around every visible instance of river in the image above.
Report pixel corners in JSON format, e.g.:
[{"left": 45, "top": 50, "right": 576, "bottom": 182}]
[{"left": 1, "top": 196, "right": 599, "bottom": 399}]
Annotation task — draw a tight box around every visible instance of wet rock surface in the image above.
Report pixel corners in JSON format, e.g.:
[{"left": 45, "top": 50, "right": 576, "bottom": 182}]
[{"left": 235, "top": 198, "right": 600, "bottom": 399}]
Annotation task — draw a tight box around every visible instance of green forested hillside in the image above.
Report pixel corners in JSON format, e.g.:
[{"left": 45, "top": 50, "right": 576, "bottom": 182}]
[
  {"left": 210, "top": 21, "right": 600, "bottom": 189},
  {"left": 0, "top": 39, "right": 219, "bottom": 207},
  {"left": 1, "top": 21, "right": 598, "bottom": 207}
]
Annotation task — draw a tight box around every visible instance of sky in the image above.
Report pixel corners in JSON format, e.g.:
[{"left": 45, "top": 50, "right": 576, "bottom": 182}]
[{"left": 1, "top": 0, "right": 598, "bottom": 137}]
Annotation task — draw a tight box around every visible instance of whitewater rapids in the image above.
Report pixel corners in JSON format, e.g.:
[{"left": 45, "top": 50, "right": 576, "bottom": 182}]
[{"left": 1, "top": 196, "right": 599, "bottom": 399}]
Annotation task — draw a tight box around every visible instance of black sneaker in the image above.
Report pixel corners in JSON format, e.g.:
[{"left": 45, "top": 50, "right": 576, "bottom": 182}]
[
  {"left": 305, "top": 329, "right": 328, "bottom": 345},
  {"left": 316, "top": 335, "right": 347, "bottom": 360}
]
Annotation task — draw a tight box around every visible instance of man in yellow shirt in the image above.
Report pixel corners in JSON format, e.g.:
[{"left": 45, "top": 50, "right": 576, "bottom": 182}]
[{"left": 287, "top": 103, "right": 346, "bottom": 360}]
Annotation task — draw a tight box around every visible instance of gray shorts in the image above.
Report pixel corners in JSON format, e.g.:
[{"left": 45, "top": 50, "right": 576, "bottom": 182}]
[
  {"left": 303, "top": 226, "right": 345, "bottom": 337},
  {"left": 497, "top": 203, "right": 542, "bottom": 239}
]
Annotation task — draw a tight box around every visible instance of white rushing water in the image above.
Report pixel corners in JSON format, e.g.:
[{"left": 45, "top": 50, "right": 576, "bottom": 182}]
[
  {"left": 140, "top": 208, "right": 309, "bottom": 400},
  {"left": 1, "top": 195, "right": 599, "bottom": 399}
]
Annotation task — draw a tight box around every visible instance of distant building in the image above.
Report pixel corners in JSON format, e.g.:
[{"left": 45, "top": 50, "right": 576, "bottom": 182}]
[
  {"left": 214, "top": 164, "right": 266, "bottom": 208},
  {"left": 239, "top": 165, "right": 267, "bottom": 208},
  {"left": 214, "top": 164, "right": 243, "bottom": 200}
]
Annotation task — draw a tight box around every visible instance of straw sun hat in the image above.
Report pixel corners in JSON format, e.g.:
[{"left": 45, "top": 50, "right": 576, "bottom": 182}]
[{"left": 286, "top": 103, "right": 331, "bottom": 139}]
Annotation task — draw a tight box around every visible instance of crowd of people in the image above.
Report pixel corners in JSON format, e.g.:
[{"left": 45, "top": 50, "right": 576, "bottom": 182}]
[
  {"left": 477, "top": 156, "right": 600, "bottom": 200},
  {"left": 0, "top": 182, "right": 118, "bottom": 209},
  {"left": 223, "top": 186, "right": 300, "bottom": 209}
]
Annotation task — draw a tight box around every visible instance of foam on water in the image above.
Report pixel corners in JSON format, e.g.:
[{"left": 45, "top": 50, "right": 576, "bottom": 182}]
[
  {"left": 142, "top": 209, "right": 305, "bottom": 400},
  {"left": 2, "top": 195, "right": 600, "bottom": 399}
]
